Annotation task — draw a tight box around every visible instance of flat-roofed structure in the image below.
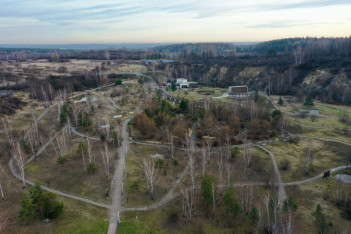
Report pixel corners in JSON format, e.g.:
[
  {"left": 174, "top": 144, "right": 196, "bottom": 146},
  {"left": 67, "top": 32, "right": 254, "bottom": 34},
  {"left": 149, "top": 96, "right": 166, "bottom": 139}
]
[{"left": 228, "top": 85, "right": 251, "bottom": 98}]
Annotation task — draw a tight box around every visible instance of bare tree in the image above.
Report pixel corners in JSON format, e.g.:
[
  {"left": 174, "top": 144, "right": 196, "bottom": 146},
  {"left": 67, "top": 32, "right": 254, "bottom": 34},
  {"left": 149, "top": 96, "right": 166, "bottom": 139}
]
[
  {"left": 87, "top": 138, "right": 93, "bottom": 164},
  {"left": 141, "top": 157, "right": 159, "bottom": 200},
  {"left": 98, "top": 116, "right": 110, "bottom": 142},
  {"left": 201, "top": 145, "right": 207, "bottom": 176},
  {"left": 181, "top": 188, "right": 198, "bottom": 221},
  {"left": 305, "top": 141, "right": 312, "bottom": 175},
  {"left": 70, "top": 102, "right": 81, "bottom": 127},
  {"left": 256, "top": 206, "right": 262, "bottom": 234},
  {"left": 263, "top": 193, "right": 271, "bottom": 231},
  {"left": 53, "top": 127, "right": 70, "bottom": 159},
  {"left": 100, "top": 143, "right": 112, "bottom": 177},
  {"left": 13, "top": 140, "right": 26, "bottom": 188},
  {"left": 166, "top": 128, "right": 175, "bottom": 160},
  {"left": 1, "top": 117, "right": 13, "bottom": 146},
  {"left": 41, "top": 85, "right": 50, "bottom": 109},
  {"left": 225, "top": 136, "right": 232, "bottom": 187},
  {"left": 185, "top": 135, "right": 196, "bottom": 188},
  {"left": 0, "top": 165, "right": 4, "bottom": 200},
  {"left": 0, "top": 211, "right": 9, "bottom": 233},
  {"left": 211, "top": 182, "right": 216, "bottom": 214},
  {"left": 217, "top": 147, "right": 224, "bottom": 194}
]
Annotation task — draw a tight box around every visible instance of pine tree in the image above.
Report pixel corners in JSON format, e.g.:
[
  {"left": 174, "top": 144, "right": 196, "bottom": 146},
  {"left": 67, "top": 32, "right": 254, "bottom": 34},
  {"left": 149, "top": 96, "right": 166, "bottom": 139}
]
[
  {"left": 312, "top": 204, "right": 326, "bottom": 233},
  {"left": 19, "top": 193, "right": 35, "bottom": 222}
]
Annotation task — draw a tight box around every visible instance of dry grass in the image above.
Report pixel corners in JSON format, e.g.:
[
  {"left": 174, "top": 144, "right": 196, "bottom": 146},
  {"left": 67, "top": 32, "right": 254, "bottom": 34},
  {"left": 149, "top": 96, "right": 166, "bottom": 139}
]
[
  {"left": 265, "top": 139, "right": 351, "bottom": 182},
  {"left": 285, "top": 178, "right": 351, "bottom": 234},
  {"left": 25, "top": 134, "right": 116, "bottom": 203},
  {"left": 123, "top": 144, "right": 188, "bottom": 208}
]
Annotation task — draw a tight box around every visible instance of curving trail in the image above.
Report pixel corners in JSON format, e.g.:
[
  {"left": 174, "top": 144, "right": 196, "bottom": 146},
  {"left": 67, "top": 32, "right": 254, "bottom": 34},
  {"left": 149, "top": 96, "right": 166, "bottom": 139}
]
[
  {"left": 70, "top": 127, "right": 100, "bottom": 141},
  {"left": 122, "top": 165, "right": 190, "bottom": 212},
  {"left": 255, "top": 145, "right": 286, "bottom": 205},
  {"left": 283, "top": 165, "right": 349, "bottom": 186}
]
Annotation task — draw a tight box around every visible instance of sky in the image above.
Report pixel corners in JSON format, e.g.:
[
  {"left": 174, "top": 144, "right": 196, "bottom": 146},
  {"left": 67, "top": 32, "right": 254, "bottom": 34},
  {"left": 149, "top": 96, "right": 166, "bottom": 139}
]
[{"left": 0, "top": 0, "right": 351, "bottom": 44}]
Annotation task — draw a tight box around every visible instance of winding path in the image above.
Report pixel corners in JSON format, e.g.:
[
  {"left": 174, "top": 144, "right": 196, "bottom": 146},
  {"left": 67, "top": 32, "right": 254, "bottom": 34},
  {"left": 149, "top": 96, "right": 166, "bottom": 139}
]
[{"left": 255, "top": 145, "right": 286, "bottom": 205}]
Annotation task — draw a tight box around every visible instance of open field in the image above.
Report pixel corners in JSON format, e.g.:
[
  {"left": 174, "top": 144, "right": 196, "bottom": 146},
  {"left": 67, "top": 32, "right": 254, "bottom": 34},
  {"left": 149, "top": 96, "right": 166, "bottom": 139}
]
[
  {"left": 265, "top": 139, "right": 351, "bottom": 182},
  {"left": 123, "top": 144, "right": 188, "bottom": 208},
  {"left": 25, "top": 133, "right": 116, "bottom": 203},
  {"left": 270, "top": 95, "right": 351, "bottom": 118},
  {"left": 286, "top": 177, "right": 351, "bottom": 234}
]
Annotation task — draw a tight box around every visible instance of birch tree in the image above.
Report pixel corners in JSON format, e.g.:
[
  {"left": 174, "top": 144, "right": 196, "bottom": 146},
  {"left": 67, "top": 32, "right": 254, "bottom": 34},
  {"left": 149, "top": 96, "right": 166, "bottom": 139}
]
[
  {"left": 0, "top": 165, "right": 4, "bottom": 200},
  {"left": 100, "top": 143, "right": 112, "bottom": 177},
  {"left": 201, "top": 145, "right": 207, "bottom": 176},
  {"left": 263, "top": 193, "right": 271, "bottom": 231},
  {"left": 217, "top": 147, "right": 224, "bottom": 194},
  {"left": 13, "top": 141, "right": 26, "bottom": 188},
  {"left": 305, "top": 142, "right": 312, "bottom": 175},
  {"left": 1, "top": 117, "right": 13, "bottom": 146},
  {"left": 70, "top": 102, "right": 81, "bottom": 127},
  {"left": 77, "top": 141, "right": 87, "bottom": 172},
  {"left": 141, "top": 157, "right": 159, "bottom": 200},
  {"left": 181, "top": 188, "right": 198, "bottom": 221},
  {"left": 0, "top": 212, "right": 9, "bottom": 233},
  {"left": 256, "top": 206, "right": 262, "bottom": 234}
]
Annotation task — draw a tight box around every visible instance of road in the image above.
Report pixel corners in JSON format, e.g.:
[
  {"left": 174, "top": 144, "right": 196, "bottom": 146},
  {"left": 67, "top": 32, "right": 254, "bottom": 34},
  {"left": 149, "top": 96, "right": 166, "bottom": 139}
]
[{"left": 107, "top": 118, "right": 130, "bottom": 234}]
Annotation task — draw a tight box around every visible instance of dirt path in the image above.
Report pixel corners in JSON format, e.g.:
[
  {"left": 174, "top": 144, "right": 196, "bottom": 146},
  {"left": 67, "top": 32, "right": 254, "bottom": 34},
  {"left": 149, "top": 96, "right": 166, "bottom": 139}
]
[
  {"left": 122, "top": 165, "right": 190, "bottom": 212},
  {"left": 108, "top": 118, "right": 130, "bottom": 234},
  {"left": 255, "top": 145, "right": 286, "bottom": 206},
  {"left": 283, "top": 165, "right": 350, "bottom": 186},
  {"left": 70, "top": 126, "right": 100, "bottom": 140}
]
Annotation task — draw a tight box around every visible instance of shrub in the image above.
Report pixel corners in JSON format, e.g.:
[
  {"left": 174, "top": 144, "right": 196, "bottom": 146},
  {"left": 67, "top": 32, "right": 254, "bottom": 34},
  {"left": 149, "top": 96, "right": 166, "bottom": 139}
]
[
  {"left": 20, "top": 183, "right": 64, "bottom": 222},
  {"left": 115, "top": 79, "right": 122, "bottom": 86},
  {"left": 156, "top": 158, "right": 164, "bottom": 168},
  {"left": 87, "top": 162, "right": 98, "bottom": 174},
  {"left": 166, "top": 209, "right": 179, "bottom": 224},
  {"left": 172, "top": 159, "right": 178, "bottom": 167},
  {"left": 38, "top": 193, "right": 64, "bottom": 219},
  {"left": 57, "top": 66, "right": 67, "bottom": 73},
  {"left": 280, "top": 159, "right": 290, "bottom": 171},
  {"left": 56, "top": 155, "right": 68, "bottom": 167}
]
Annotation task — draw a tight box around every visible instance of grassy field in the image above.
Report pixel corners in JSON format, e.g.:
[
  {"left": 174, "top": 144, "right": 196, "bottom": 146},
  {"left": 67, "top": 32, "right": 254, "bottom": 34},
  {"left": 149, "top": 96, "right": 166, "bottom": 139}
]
[
  {"left": 25, "top": 134, "right": 116, "bottom": 203},
  {"left": 301, "top": 127, "right": 351, "bottom": 144},
  {"left": 265, "top": 139, "right": 351, "bottom": 182},
  {"left": 289, "top": 115, "right": 351, "bottom": 129},
  {"left": 285, "top": 177, "right": 351, "bottom": 234},
  {"left": 123, "top": 144, "right": 188, "bottom": 208},
  {"left": 271, "top": 95, "right": 351, "bottom": 118}
]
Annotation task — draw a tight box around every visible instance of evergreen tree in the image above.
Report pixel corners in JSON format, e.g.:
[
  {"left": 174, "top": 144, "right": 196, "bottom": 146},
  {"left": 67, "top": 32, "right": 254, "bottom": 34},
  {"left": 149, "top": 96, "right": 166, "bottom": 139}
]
[
  {"left": 223, "top": 187, "right": 242, "bottom": 219},
  {"left": 201, "top": 174, "right": 216, "bottom": 212},
  {"left": 278, "top": 97, "right": 284, "bottom": 106},
  {"left": 304, "top": 96, "right": 314, "bottom": 107},
  {"left": 37, "top": 193, "right": 64, "bottom": 219},
  {"left": 312, "top": 204, "right": 326, "bottom": 234},
  {"left": 171, "top": 81, "right": 177, "bottom": 92},
  {"left": 19, "top": 193, "right": 35, "bottom": 222}
]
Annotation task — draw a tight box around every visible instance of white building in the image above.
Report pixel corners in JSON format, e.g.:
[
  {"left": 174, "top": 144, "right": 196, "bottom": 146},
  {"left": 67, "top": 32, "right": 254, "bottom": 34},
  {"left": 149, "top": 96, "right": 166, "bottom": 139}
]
[{"left": 176, "top": 78, "right": 188, "bottom": 88}]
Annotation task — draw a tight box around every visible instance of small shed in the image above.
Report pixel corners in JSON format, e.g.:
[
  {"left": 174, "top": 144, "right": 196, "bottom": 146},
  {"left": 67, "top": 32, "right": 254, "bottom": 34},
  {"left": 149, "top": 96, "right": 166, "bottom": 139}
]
[{"left": 298, "top": 109, "right": 320, "bottom": 116}]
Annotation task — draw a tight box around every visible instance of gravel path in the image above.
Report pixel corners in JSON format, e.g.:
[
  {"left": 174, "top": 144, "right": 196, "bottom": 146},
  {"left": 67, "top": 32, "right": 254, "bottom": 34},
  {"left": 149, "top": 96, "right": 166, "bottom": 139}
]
[
  {"left": 108, "top": 119, "right": 130, "bottom": 234},
  {"left": 255, "top": 145, "right": 286, "bottom": 205}
]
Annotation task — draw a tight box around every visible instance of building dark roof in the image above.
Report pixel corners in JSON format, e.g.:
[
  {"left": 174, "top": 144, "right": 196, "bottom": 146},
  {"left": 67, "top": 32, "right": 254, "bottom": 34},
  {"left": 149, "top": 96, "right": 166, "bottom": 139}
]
[{"left": 229, "top": 86, "right": 248, "bottom": 93}]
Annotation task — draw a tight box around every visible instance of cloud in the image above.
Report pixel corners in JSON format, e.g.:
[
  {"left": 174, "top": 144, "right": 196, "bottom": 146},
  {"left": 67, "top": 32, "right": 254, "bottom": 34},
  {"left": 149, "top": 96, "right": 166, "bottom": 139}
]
[{"left": 0, "top": 0, "right": 350, "bottom": 43}]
